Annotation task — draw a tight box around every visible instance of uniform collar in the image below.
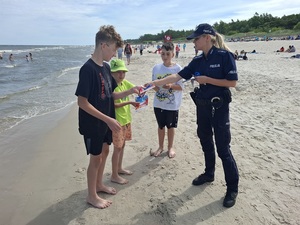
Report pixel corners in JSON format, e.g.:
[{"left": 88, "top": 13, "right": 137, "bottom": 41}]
[{"left": 203, "top": 46, "right": 216, "bottom": 60}]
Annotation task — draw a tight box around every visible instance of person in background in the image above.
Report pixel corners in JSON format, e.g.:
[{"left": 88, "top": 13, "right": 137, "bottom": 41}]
[
  {"left": 289, "top": 45, "right": 296, "bottom": 52},
  {"left": 124, "top": 43, "right": 132, "bottom": 65},
  {"left": 117, "top": 47, "right": 123, "bottom": 59},
  {"left": 183, "top": 43, "right": 186, "bottom": 52},
  {"left": 175, "top": 44, "right": 180, "bottom": 58},
  {"left": 242, "top": 52, "right": 248, "bottom": 60},
  {"left": 139, "top": 44, "right": 144, "bottom": 55},
  {"left": 110, "top": 59, "right": 139, "bottom": 184},
  {"left": 150, "top": 42, "right": 183, "bottom": 159},
  {"left": 29, "top": 52, "right": 33, "bottom": 61},
  {"left": 9, "top": 53, "right": 14, "bottom": 61},
  {"left": 234, "top": 50, "right": 239, "bottom": 60},
  {"left": 276, "top": 47, "right": 284, "bottom": 52},
  {"left": 157, "top": 44, "right": 161, "bottom": 54},
  {"left": 75, "top": 25, "right": 140, "bottom": 209},
  {"left": 145, "top": 23, "right": 239, "bottom": 208}
]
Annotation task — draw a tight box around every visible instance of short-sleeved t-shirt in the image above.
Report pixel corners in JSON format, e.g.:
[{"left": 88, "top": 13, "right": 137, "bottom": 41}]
[
  {"left": 75, "top": 59, "right": 117, "bottom": 137},
  {"left": 114, "top": 79, "right": 135, "bottom": 126},
  {"left": 178, "top": 46, "right": 238, "bottom": 99},
  {"left": 152, "top": 63, "right": 183, "bottom": 110}
]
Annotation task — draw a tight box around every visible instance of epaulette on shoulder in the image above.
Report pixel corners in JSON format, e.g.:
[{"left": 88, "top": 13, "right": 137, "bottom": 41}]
[
  {"left": 216, "top": 49, "right": 228, "bottom": 55},
  {"left": 194, "top": 53, "right": 204, "bottom": 59}
]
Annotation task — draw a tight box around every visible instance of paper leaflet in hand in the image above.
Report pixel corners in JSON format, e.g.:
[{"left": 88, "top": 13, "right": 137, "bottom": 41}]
[
  {"left": 135, "top": 94, "right": 149, "bottom": 110},
  {"left": 183, "top": 77, "right": 195, "bottom": 83},
  {"left": 139, "top": 84, "right": 155, "bottom": 94}
]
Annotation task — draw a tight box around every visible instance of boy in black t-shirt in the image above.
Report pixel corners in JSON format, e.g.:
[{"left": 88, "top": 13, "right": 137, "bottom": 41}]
[{"left": 75, "top": 25, "right": 140, "bottom": 209}]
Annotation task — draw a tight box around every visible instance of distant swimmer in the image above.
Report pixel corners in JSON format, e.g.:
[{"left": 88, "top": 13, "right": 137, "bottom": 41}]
[
  {"left": 29, "top": 52, "right": 33, "bottom": 61},
  {"left": 9, "top": 54, "right": 14, "bottom": 61},
  {"left": 0, "top": 52, "right": 3, "bottom": 60},
  {"left": 26, "top": 55, "right": 29, "bottom": 62}
]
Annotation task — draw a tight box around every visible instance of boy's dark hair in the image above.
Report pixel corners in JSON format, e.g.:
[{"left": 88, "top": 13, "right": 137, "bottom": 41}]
[
  {"left": 95, "top": 25, "right": 123, "bottom": 48},
  {"left": 162, "top": 42, "right": 174, "bottom": 51}
]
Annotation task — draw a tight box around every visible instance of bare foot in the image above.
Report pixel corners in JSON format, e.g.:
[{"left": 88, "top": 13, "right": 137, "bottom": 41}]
[
  {"left": 111, "top": 175, "right": 128, "bottom": 185},
  {"left": 150, "top": 148, "right": 164, "bottom": 157},
  {"left": 86, "top": 196, "right": 112, "bottom": 209},
  {"left": 167, "top": 148, "right": 176, "bottom": 158},
  {"left": 96, "top": 185, "right": 117, "bottom": 195},
  {"left": 118, "top": 169, "right": 133, "bottom": 175}
]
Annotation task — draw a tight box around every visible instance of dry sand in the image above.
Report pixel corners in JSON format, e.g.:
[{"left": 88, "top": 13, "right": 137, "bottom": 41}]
[{"left": 0, "top": 40, "right": 299, "bottom": 225}]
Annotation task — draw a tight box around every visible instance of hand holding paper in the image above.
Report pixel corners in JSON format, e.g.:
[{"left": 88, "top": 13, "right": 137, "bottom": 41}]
[{"left": 139, "top": 83, "right": 155, "bottom": 95}]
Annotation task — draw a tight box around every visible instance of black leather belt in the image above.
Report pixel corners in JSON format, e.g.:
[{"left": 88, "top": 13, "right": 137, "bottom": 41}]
[
  {"left": 195, "top": 97, "right": 223, "bottom": 107},
  {"left": 195, "top": 98, "right": 211, "bottom": 106}
]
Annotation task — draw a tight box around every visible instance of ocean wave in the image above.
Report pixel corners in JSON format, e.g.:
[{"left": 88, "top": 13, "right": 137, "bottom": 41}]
[
  {"left": 57, "top": 66, "right": 80, "bottom": 78},
  {"left": 3, "top": 64, "right": 16, "bottom": 68},
  {"left": 0, "top": 101, "right": 76, "bottom": 134},
  {"left": 0, "top": 85, "right": 43, "bottom": 100},
  {"left": 0, "top": 116, "right": 26, "bottom": 133},
  {"left": 28, "top": 86, "right": 42, "bottom": 91},
  {"left": 0, "top": 95, "right": 8, "bottom": 100},
  {"left": 34, "top": 46, "right": 65, "bottom": 51},
  {"left": 0, "top": 46, "right": 65, "bottom": 55}
]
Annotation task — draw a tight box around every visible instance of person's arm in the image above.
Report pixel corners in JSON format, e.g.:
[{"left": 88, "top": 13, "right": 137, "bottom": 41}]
[
  {"left": 150, "top": 74, "right": 182, "bottom": 87},
  {"left": 195, "top": 76, "right": 237, "bottom": 87},
  {"left": 114, "top": 101, "right": 139, "bottom": 108},
  {"left": 77, "top": 96, "right": 121, "bottom": 132},
  {"left": 162, "top": 83, "right": 183, "bottom": 91},
  {"left": 112, "top": 86, "right": 140, "bottom": 100}
]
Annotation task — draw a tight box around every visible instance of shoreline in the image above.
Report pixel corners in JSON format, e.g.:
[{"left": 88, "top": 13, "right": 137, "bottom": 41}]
[
  {"left": 0, "top": 103, "right": 88, "bottom": 225},
  {"left": 0, "top": 40, "right": 299, "bottom": 225}
]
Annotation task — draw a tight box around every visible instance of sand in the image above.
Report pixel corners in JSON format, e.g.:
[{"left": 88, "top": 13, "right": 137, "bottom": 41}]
[{"left": 0, "top": 40, "right": 299, "bottom": 225}]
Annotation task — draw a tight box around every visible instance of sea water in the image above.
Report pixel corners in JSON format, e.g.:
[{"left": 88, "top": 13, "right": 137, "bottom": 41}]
[{"left": 0, "top": 45, "right": 93, "bottom": 133}]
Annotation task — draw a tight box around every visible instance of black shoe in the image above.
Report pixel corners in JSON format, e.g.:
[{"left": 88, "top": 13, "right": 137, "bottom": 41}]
[
  {"left": 192, "top": 174, "right": 214, "bottom": 186},
  {"left": 223, "top": 191, "right": 238, "bottom": 208}
]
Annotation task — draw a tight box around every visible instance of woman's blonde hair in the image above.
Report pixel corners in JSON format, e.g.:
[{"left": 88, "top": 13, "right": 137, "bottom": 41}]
[{"left": 210, "top": 33, "right": 232, "bottom": 52}]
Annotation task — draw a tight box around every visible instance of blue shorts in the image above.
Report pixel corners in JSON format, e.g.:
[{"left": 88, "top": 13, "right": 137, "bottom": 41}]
[
  {"left": 154, "top": 107, "right": 179, "bottom": 129},
  {"left": 83, "top": 130, "right": 112, "bottom": 156}
]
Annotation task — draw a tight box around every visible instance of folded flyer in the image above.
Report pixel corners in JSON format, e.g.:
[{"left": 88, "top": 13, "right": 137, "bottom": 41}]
[
  {"left": 135, "top": 94, "right": 149, "bottom": 110},
  {"left": 139, "top": 84, "right": 155, "bottom": 94}
]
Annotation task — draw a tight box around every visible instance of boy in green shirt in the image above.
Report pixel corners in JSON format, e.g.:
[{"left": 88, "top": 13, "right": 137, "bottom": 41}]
[{"left": 110, "top": 59, "right": 139, "bottom": 184}]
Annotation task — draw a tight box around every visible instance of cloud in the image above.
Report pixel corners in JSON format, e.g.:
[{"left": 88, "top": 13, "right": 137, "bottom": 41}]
[{"left": 1, "top": 0, "right": 299, "bottom": 45}]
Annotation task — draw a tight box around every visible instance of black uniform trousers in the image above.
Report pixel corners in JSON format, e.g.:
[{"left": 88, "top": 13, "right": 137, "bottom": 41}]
[{"left": 196, "top": 102, "right": 239, "bottom": 192}]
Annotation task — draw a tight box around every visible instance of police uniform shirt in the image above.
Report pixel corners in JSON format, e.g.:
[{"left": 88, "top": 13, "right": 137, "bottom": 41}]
[{"left": 178, "top": 46, "right": 238, "bottom": 99}]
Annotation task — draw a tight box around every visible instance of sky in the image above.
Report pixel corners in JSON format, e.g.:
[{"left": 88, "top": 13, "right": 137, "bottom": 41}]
[{"left": 1, "top": 0, "right": 300, "bottom": 45}]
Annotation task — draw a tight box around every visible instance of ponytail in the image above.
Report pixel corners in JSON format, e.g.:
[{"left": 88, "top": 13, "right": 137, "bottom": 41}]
[{"left": 211, "top": 33, "right": 232, "bottom": 53}]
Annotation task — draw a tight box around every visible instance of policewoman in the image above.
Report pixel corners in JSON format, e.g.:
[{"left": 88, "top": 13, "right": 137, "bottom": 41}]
[{"left": 147, "top": 23, "right": 239, "bottom": 208}]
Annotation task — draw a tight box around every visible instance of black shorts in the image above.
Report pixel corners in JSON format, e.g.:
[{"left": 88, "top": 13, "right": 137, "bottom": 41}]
[
  {"left": 154, "top": 107, "right": 179, "bottom": 129},
  {"left": 83, "top": 130, "right": 112, "bottom": 156}
]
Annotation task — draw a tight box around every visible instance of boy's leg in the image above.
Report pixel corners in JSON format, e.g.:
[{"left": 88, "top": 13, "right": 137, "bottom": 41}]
[
  {"left": 111, "top": 145, "right": 128, "bottom": 184},
  {"left": 118, "top": 124, "right": 133, "bottom": 175},
  {"left": 96, "top": 143, "right": 117, "bottom": 194},
  {"left": 167, "top": 127, "right": 176, "bottom": 158},
  {"left": 86, "top": 154, "right": 112, "bottom": 209},
  {"left": 151, "top": 108, "right": 165, "bottom": 157},
  {"left": 166, "top": 110, "right": 178, "bottom": 158},
  {"left": 118, "top": 143, "right": 133, "bottom": 175},
  {"left": 150, "top": 127, "right": 165, "bottom": 156}
]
